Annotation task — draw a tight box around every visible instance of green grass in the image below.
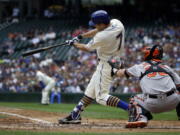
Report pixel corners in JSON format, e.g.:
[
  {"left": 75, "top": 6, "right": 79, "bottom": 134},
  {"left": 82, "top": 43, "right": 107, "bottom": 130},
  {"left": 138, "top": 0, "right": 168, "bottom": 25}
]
[
  {"left": 0, "top": 130, "right": 179, "bottom": 135},
  {"left": 0, "top": 114, "right": 7, "bottom": 118},
  {"left": 0, "top": 102, "right": 178, "bottom": 120},
  {"left": 0, "top": 102, "right": 179, "bottom": 134}
]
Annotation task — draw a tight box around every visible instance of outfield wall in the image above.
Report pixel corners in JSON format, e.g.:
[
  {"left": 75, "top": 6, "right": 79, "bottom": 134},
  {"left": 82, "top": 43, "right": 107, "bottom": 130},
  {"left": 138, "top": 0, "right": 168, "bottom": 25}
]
[{"left": 0, "top": 93, "right": 133, "bottom": 103}]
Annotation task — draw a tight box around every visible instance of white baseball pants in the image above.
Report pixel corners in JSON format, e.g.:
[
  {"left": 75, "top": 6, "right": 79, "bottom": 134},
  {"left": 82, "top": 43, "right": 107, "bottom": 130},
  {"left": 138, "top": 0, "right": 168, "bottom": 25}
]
[
  {"left": 85, "top": 60, "right": 112, "bottom": 105},
  {"left": 41, "top": 80, "right": 55, "bottom": 104}
]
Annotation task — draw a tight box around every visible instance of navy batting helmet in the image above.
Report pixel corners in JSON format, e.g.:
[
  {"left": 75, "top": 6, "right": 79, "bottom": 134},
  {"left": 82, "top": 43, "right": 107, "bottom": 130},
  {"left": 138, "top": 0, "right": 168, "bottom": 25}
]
[{"left": 89, "top": 10, "right": 110, "bottom": 27}]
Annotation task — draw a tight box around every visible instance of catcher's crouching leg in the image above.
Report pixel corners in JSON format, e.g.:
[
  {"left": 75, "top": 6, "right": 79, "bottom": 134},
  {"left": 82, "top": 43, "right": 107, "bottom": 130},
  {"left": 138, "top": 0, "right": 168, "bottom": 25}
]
[
  {"left": 176, "top": 87, "right": 180, "bottom": 120},
  {"left": 125, "top": 97, "right": 153, "bottom": 128},
  {"left": 176, "top": 102, "right": 180, "bottom": 120}
]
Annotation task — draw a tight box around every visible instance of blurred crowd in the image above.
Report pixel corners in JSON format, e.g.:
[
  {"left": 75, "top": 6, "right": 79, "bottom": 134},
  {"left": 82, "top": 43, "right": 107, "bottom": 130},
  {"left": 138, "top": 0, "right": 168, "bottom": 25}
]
[
  {"left": 0, "top": 27, "right": 54, "bottom": 57},
  {"left": 0, "top": 25, "right": 88, "bottom": 57},
  {"left": 0, "top": 54, "right": 96, "bottom": 93},
  {"left": 0, "top": 25, "right": 179, "bottom": 94}
]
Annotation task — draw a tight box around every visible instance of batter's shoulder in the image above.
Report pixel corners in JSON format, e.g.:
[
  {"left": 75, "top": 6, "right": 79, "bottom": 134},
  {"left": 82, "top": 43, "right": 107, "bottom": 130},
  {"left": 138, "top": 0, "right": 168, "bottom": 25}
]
[
  {"left": 95, "top": 30, "right": 109, "bottom": 40},
  {"left": 110, "top": 19, "right": 124, "bottom": 28}
]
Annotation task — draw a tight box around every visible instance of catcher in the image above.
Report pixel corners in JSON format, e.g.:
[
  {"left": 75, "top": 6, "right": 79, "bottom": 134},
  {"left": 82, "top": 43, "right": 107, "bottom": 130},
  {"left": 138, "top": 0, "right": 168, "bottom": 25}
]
[{"left": 111, "top": 45, "right": 180, "bottom": 128}]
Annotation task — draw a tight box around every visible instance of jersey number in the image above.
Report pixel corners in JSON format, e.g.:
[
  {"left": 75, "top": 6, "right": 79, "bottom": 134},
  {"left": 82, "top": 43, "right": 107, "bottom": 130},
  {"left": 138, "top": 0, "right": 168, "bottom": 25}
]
[
  {"left": 147, "top": 72, "right": 168, "bottom": 78},
  {"left": 116, "top": 32, "right": 123, "bottom": 51}
]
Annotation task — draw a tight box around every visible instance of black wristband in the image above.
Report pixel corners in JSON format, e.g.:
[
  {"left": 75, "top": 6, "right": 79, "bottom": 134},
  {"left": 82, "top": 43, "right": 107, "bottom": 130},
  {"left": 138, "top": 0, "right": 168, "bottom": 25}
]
[
  {"left": 124, "top": 69, "right": 130, "bottom": 79},
  {"left": 78, "top": 35, "right": 83, "bottom": 39}
]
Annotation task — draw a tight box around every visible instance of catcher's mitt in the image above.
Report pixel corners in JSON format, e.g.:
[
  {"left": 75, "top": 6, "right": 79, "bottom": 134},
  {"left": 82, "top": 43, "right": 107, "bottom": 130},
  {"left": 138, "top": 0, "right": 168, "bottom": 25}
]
[{"left": 108, "top": 57, "right": 124, "bottom": 77}]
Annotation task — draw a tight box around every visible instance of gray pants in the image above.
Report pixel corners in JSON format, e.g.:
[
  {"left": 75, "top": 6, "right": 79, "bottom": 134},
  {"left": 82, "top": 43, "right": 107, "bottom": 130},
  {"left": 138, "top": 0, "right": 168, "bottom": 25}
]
[{"left": 134, "top": 91, "right": 180, "bottom": 113}]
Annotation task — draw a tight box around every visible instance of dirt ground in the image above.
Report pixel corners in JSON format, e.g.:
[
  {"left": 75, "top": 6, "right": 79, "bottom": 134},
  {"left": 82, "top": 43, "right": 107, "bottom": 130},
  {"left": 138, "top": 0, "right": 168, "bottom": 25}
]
[{"left": 0, "top": 107, "right": 180, "bottom": 133}]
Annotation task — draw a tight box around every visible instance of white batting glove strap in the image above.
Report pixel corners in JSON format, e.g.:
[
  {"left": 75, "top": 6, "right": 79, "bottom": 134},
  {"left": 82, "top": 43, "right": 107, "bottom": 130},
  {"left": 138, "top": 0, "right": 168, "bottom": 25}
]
[
  {"left": 72, "top": 36, "right": 80, "bottom": 43},
  {"left": 65, "top": 40, "right": 74, "bottom": 46}
]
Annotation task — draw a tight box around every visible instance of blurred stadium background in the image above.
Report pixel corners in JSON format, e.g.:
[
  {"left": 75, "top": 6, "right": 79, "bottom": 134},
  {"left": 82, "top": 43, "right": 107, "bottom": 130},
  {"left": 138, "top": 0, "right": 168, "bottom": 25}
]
[{"left": 0, "top": 0, "right": 179, "bottom": 102}]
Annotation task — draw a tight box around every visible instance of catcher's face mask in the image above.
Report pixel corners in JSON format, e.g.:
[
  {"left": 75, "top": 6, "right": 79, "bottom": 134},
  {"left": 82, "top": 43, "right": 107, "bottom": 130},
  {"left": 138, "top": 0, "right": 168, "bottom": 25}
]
[{"left": 142, "top": 45, "right": 163, "bottom": 61}]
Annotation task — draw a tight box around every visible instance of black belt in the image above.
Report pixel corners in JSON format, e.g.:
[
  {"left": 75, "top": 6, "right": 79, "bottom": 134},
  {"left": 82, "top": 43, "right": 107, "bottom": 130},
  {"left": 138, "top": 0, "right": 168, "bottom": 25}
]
[
  {"left": 148, "top": 89, "right": 175, "bottom": 99},
  {"left": 97, "top": 58, "right": 108, "bottom": 62}
]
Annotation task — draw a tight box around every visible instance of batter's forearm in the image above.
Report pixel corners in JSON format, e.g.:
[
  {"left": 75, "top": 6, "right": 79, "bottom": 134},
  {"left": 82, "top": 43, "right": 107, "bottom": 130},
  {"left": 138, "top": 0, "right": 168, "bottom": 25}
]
[
  {"left": 81, "top": 29, "right": 98, "bottom": 38},
  {"left": 73, "top": 43, "right": 91, "bottom": 52}
]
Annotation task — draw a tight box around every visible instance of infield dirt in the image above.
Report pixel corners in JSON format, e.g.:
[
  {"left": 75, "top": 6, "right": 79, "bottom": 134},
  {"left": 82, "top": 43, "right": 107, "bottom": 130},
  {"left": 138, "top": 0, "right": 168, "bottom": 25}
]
[{"left": 0, "top": 107, "right": 180, "bottom": 133}]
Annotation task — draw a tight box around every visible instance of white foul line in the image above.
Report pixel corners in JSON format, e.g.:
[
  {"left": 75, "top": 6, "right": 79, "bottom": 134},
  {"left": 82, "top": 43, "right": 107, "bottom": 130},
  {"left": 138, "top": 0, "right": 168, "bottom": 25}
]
[{"left": 0, "top": 112, "right": 52, "bottom": 124}]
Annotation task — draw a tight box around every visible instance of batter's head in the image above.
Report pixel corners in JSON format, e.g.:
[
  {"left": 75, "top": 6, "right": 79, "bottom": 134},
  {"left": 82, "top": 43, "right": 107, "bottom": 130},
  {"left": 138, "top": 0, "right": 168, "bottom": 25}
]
[
  {"left": 89, "top": 10, "right": 110, "bottom": 27},
  {"left": 143, "top": 45, "right": 163, "bottom": 61}
]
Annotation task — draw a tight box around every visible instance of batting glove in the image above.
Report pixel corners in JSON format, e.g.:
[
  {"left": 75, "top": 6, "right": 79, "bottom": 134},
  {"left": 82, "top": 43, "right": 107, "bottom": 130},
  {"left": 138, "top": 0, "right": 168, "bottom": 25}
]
[
  {"left": 66, "top": 35, "right": 83, "bottom": 46},
  {"left": 65, "top": 40, "right": 74, "bottom": 46},
  {"left": 72, "top": 35, "right": 83, "bottom": 42}
]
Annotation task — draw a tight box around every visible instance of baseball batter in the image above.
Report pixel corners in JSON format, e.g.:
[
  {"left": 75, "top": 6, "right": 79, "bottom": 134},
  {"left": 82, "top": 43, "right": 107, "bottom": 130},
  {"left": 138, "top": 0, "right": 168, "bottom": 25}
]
[
  {"left": 36, "top": 71, "right": 55, "bottom": 105},
  {"left": 113, "top": 45, "right": 180, "bottom": 128},
  {"left": 59, "top": 10, "right": 129, "bottom": 124}
]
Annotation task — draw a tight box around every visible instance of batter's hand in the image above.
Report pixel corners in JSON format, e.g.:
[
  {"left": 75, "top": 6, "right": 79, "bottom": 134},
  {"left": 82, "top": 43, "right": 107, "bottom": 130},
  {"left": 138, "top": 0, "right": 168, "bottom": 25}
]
[
  {"left": 65, "top": 40, "right": 74, "bottom": 46},
  {"left": 72, "top": 35, "right": 83, "bottom": 43},
  {"left": 66, "top": 35, "right": 83, "bottom": 46}
]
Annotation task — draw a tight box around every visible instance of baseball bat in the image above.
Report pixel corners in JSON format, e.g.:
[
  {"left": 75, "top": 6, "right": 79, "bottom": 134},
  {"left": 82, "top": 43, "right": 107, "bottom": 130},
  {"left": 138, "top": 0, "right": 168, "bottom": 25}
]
[{"left": 22, "top": 42, "right": 68, "bottom": 57}]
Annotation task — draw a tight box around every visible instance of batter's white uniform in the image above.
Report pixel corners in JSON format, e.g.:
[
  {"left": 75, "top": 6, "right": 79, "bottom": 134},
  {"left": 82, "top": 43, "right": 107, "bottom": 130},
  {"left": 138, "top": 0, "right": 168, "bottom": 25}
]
[
  {"left": 85, "top": 19, "right": 125, "bottom": 105},
  {"left": 127, "top": 62, "right": 180, "bottom": 113},
  {"left": 36, "top": 71, "right": 55, "bottom": 104}
]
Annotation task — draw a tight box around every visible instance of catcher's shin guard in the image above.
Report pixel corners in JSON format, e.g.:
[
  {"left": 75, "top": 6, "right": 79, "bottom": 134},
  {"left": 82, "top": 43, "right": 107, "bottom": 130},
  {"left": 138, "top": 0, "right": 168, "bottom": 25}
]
[
  {"left": 125, "top": 98, "right": 152, "bottom": 128},
  {"left": 129, "top": 97, "right": 153, "bottom": 120},
  {"left": 128, "top": 104, "right": 136, "bottom": 122},
  {"left": 126, "top": 104, "right": 148, "bottom": 128}
]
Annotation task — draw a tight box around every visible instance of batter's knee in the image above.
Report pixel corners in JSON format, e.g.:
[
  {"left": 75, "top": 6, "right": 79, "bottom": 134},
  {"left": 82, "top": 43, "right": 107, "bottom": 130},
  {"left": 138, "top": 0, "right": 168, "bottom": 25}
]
[
  {"left": 96, "top": 95, "right": 110, "bottom": 106},
  {"left": 96, "top": 98, "right": 106, "bottom": 106}
]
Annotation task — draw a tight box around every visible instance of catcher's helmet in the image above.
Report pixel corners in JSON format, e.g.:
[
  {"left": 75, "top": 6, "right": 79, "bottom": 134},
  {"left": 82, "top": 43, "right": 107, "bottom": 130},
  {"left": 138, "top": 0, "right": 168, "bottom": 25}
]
[
  {"left": 89, "top": 10, "right": 110, "bottom": 27},
  {"left": 143, "top": 45, "right": 163, "bottom": 61}
]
